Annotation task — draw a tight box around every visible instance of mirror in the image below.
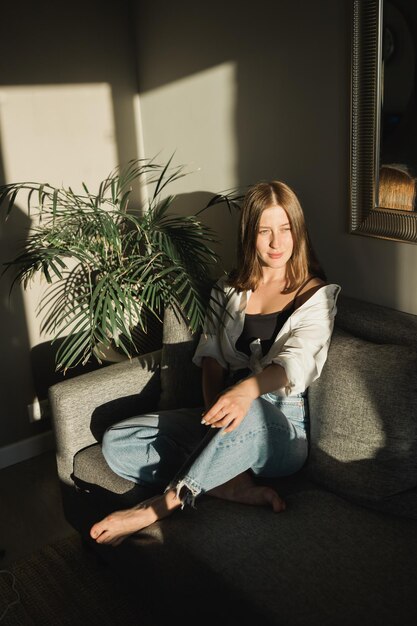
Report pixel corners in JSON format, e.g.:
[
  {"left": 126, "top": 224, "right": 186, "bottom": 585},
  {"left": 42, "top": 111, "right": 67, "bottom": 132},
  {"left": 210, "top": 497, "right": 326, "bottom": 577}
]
[{"left": 350, "top": 0, "right": 417, "bottom": 243}]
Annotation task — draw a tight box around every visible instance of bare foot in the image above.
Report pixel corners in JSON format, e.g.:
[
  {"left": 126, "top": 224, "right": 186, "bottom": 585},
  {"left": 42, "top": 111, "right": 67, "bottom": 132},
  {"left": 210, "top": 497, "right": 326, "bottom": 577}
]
[
  {"left": 89, "top": 490, "right": 181, "bottom": 546},
  {"left": 208, "top": 472, "right": 286, "bottom": 512}
]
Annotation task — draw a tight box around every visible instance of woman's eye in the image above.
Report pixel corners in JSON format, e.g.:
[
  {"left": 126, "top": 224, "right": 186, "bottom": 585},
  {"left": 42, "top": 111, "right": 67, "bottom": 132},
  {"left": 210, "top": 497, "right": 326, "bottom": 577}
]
[{"left": 258, "top": 229, "right": 269, "bottom": 235}]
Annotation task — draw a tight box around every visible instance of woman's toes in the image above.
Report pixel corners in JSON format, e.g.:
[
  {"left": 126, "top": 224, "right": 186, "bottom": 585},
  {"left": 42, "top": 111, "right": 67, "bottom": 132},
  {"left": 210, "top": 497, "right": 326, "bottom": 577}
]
[
  {"left": 90, "top": 525, "right": 101, "bottom": 539},
  {"left": 272, "top": 495, "right": 286, "bottom": 512}
]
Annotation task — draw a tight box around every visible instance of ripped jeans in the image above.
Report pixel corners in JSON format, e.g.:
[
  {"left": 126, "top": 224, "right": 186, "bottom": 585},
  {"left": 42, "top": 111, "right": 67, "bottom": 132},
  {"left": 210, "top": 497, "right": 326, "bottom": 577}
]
[{"left": 101, "top": 391, "right": 309, "bottom": 508}]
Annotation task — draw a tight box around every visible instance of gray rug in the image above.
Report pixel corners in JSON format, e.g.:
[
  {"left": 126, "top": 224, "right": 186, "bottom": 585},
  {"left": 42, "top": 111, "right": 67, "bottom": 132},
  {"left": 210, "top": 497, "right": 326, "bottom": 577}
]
[{"left": 0, "top": 533, "right": 155, "bottom": 625}]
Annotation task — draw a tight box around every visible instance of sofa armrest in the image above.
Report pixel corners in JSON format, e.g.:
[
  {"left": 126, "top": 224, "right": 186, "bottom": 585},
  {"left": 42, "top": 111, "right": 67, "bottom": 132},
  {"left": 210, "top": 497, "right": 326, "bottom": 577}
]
[{"left": 48, "top": 350, "right": 161, "bottom": 485}]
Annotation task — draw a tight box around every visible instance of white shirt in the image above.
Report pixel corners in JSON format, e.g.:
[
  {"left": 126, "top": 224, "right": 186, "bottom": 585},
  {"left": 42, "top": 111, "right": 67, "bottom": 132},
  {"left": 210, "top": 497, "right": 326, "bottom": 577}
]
[{"left": 193, "top": 276, "right": 341, "bottom": 397}]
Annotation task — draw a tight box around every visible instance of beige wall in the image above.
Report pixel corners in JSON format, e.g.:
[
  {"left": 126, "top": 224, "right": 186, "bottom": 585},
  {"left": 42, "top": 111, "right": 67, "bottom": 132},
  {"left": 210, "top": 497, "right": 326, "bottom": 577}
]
[
  {"left": 0, "top": 0, "right": 140, "bottom": 451},
  {"left": 133, "top": 0, "right": 417, "bottom": 315},
  {"left": 1, "top": 0, "right": 416, "bottom": 457}
]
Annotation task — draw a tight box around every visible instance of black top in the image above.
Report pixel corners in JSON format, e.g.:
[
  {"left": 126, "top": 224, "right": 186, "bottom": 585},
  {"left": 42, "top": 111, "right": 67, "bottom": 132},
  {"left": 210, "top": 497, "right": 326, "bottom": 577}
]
[
  {"left": 235, "top": 308, "right": 293, "bottom": 356},
  {"left": 235, "top": 277, "right": 317, "bottom": 357}
]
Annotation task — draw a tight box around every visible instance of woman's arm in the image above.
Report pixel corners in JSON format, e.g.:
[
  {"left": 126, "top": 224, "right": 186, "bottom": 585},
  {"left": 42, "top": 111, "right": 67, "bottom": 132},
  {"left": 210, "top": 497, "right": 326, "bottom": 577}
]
[
  {"left": 238, "top": 363, "right": 289, "bottom": 399},
  {"left": 201, "top": 356, "right": 228, "bottom": 410},
  {"left": 201, "top": 363, "right": 288, "bottom": 433}
]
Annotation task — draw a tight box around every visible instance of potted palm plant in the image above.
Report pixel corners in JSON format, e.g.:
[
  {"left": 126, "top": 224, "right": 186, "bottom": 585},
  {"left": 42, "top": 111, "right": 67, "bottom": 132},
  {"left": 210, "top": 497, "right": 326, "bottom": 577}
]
[{"left": 0, "top": 155, "right": 235, "bottom": 372}]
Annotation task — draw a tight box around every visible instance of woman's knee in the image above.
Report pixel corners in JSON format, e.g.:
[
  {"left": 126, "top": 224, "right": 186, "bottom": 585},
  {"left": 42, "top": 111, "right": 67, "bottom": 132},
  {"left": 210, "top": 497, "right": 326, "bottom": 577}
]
[{"left": 101, "top": 425, "right": 122, "bottom": 464}]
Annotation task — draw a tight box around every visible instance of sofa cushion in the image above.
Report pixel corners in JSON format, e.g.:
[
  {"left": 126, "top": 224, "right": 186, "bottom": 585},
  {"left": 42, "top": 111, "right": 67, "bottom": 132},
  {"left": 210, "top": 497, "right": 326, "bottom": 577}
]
[
  {"left": 124, "top": 487, "right": 417, "bottom": 626},
  {"left": 307, "top": 327, "right": 417, "bottom": 515},
  {"left": 72, "top": 443, "right": 157, "bottom": 509},
  {"left": 335, "top": 293, "right": 417, "bottom": 348},
  {"left": 158, "top": 307, "right": 203, "bottom": 410}
]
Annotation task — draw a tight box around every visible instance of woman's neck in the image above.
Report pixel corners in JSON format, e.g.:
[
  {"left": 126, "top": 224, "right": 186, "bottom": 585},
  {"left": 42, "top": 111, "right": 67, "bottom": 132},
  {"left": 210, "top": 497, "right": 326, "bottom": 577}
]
[{"left": 259, "top": 268, "right": 287, "bottom": 288}]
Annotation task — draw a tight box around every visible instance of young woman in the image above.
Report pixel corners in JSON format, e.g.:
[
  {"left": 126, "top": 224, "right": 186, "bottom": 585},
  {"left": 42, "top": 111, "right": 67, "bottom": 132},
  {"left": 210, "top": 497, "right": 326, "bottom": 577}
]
[{"left": 90, "top": 180, "right": 341, "bottom": 546}]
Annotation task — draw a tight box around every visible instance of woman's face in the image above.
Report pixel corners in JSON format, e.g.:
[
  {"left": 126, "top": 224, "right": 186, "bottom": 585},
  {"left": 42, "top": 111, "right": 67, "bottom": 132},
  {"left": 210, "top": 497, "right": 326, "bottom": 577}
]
[{"left": 256, "top": 204, "right": 294, "bottom": 270}]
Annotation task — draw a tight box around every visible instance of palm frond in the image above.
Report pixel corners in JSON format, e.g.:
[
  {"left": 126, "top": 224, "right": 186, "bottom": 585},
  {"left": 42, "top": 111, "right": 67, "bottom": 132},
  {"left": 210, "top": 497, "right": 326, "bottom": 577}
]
[{"left": 0, "top": 155, "right": 242, "bottom": 371}]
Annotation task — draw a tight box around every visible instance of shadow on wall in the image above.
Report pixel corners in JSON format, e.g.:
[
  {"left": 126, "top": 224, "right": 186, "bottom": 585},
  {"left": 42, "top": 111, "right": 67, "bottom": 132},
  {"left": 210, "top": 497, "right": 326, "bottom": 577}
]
[
  {"left": 0, "top": 201, "right": 39, "bottom": 444},
  {"left": 169, "top": 190, "right": 239, "bottom": 274},
  {"left": 0, "top": 0, "right": 140, "bottom": 170},
  {"left": 30, "top": 341, "right": 112, "bottom": 403},
  {"left": 0, "top": 0, "right": 141, "bottom": 450}
]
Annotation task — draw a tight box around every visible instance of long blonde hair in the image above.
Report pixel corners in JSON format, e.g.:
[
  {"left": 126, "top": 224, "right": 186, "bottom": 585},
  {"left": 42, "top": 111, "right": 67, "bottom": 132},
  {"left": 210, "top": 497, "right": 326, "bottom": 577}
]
[
  {"left": 227, "top": 181, "right": 325, "bottom": 292},
  {"left": 379, "top": 165, "right": 415, "bottom": 211}
]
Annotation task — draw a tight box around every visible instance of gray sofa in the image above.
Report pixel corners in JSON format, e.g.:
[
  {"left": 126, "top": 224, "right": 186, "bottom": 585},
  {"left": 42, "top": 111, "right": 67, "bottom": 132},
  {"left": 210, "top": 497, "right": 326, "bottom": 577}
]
[{"left": 49, "top": 294, "right": 417, "bottom": 626}]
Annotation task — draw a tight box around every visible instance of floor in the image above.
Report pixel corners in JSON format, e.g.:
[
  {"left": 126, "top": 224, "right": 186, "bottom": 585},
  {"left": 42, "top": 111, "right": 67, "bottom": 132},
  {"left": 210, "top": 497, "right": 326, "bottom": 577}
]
[{"left": 0, "top": 450, "right": 74, "bottom": 569}]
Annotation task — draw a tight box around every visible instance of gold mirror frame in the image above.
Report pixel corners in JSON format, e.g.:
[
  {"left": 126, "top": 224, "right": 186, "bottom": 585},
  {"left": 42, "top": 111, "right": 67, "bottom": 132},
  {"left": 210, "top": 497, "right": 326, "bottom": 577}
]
[{"left": 350, "top": 0, "right": 417, "bottom": 243}]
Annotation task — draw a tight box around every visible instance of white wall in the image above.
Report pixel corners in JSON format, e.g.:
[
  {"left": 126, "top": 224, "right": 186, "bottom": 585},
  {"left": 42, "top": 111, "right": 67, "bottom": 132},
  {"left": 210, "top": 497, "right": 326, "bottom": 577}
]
[
  {"left": 0, "top": 0, "right": 140, "bottom": 453},
  {"left": 133, "top": 0, "right": 417, "bottom": 315}
]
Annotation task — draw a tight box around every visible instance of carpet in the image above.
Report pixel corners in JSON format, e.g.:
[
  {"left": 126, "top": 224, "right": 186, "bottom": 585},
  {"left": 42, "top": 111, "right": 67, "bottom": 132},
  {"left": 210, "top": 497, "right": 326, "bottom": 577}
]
[{"left": 0, "top": 533, "right": 155, "bottom": 625}]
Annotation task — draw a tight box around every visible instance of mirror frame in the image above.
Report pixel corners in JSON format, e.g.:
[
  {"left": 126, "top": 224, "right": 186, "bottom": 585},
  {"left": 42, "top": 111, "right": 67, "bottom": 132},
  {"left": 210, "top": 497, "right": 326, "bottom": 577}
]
[{"left": 350, "top": 0, "right": 417, "bottom": 244}]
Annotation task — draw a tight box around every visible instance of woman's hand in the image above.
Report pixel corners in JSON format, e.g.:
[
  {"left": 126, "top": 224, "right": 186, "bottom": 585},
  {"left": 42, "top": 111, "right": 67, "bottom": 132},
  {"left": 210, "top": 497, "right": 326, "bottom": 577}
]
[
  {"left": 201, "top": 384, "right": 255, "bottom": 434},
  {"left": 201, "top": 362, "right": 288, "bottom": 434}
]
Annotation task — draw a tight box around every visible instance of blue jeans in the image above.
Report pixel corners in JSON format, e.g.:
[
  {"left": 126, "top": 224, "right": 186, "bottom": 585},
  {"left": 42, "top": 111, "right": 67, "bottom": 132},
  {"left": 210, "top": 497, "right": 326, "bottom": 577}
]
[{"left": 102, "top": 392, "right": 309, "bottom": 507}]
